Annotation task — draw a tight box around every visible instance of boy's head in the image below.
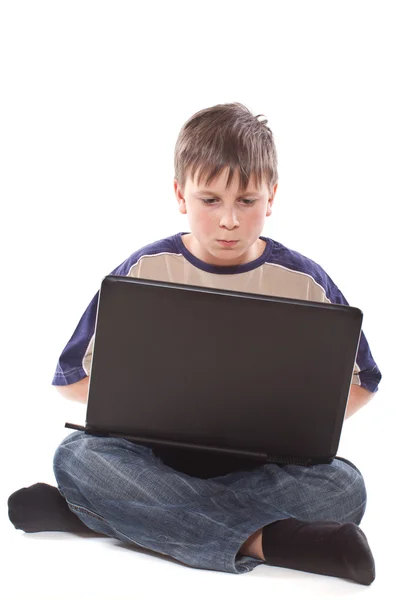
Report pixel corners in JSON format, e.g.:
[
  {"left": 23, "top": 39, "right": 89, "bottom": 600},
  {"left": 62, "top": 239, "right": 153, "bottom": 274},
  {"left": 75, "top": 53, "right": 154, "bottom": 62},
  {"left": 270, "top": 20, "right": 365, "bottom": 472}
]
[{"left": 174, "top": 103, "right": 279, "bottom": 267}]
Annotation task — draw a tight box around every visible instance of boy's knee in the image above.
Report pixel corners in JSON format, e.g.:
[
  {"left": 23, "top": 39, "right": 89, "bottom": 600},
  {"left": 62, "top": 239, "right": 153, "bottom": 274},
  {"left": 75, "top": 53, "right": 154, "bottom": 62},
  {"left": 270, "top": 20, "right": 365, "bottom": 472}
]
[
  {"left": 53, "top": 431, "right": 154, "bottom": 485},
  {"left": 53, "top": 431, "right": 111, "bottom": 478},
  {"left": 330, "top": 457, "right": 367, "bottom": 523},
  {"left": 53, "top": 431, "right": 121, "bottom": 503},
  {"left": 298, "top": 457, "right": 367, "bottom": 524},
  {"left": 53, "top": 431, "right": 88, "bottom": 487}
]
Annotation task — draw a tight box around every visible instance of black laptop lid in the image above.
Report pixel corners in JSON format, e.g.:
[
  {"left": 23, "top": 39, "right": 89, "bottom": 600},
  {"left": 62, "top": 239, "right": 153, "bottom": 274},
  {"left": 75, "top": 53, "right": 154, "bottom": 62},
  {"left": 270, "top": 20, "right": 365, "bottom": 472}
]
[{"left": 85, "top": 276, "right": 363, "bottom": 465}]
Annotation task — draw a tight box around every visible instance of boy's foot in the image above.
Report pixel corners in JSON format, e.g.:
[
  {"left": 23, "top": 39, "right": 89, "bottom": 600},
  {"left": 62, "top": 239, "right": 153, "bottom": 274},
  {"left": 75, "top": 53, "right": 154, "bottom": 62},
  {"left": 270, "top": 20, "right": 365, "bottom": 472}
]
[
  {"left": 262, "top": 518, "right": 375, "bottom": 585},
  {"left": 8, "top": 483, "right": 93, "bottom": 534}
]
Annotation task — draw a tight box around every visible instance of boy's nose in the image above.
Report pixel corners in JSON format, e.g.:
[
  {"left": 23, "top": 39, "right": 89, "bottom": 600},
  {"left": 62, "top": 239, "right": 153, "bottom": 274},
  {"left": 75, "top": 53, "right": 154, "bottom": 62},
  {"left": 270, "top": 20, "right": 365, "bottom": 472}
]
[{"left": 219, "top": 210, "right": 239, "bottom": 228}]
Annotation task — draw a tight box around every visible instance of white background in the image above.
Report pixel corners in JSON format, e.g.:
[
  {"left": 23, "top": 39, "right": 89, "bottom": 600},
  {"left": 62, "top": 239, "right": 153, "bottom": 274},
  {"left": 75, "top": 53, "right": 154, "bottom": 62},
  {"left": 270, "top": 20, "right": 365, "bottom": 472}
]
[{"left": 1, "top": 1, "right": 398, "bottom": 598}]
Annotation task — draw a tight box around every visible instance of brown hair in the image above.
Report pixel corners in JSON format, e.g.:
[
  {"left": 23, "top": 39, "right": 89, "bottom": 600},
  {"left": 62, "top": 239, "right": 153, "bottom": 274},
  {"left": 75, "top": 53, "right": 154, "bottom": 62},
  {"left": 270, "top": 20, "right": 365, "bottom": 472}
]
[{"left": 174, "top": 102, "right": 278, "bottom": 195}]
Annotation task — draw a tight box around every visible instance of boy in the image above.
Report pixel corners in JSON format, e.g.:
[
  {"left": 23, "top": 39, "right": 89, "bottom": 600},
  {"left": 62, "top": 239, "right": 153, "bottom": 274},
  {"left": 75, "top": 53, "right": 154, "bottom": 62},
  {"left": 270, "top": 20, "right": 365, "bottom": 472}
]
[{"left": 9, "top": 103, "right": 382, "bottom": 585}]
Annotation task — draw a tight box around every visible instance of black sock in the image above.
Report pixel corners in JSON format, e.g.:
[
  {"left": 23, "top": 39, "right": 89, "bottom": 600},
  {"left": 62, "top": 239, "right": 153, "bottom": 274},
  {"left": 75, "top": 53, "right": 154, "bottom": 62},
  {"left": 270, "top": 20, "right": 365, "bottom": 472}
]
[
  {"left": 8, "top": 483, "right": 93, "bottom": 534},
  {"left": 262, "top": 518, "right": 375, "bottom": 585}
]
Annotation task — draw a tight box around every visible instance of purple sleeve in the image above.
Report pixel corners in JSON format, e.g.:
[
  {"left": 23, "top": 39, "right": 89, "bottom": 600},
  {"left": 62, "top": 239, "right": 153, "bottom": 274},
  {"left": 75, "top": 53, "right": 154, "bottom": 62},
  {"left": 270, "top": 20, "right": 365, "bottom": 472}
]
[
  {"left": 51, "top": 251, "right": 144, "bottom": 385},
  {"left": 324, "top": 273, "right": 382, "bottom": 393},
  {"left": 51, "top": 291, "right": 99, "bottom": 385}
]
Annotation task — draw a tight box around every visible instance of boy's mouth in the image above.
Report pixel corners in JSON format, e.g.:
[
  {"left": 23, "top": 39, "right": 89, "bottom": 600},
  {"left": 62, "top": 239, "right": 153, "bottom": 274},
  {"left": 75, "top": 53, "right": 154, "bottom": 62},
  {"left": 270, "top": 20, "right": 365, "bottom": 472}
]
[{"left": 217, "top": 240, "right": 238, "bottom": 247}]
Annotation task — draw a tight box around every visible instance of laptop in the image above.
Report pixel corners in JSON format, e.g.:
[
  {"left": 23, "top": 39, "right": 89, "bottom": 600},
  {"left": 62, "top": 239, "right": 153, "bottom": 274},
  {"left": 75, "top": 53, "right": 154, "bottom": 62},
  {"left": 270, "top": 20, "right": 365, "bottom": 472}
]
[{"left": 66, "top": 275, "right": 363, "bottom": 466}]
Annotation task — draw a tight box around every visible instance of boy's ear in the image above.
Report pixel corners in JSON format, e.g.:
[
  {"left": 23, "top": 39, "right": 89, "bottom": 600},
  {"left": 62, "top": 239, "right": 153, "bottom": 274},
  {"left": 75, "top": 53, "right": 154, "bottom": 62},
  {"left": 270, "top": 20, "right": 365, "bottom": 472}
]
[
  {"left": 174, "top": 179, "right": 187, "bottom": 215},
  {"left": 270, "top": 183, "right": 278, "bottom": 203},
  {"left": 266, "top": 183, "right": 278, "bottom": 216}
]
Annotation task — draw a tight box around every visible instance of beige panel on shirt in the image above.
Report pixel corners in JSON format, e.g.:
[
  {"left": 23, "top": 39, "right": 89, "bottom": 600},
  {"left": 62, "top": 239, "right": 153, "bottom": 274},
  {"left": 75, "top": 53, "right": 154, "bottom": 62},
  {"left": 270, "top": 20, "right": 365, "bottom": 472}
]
[
  {"left": 83, "top": 335, "right": 95, "bottom": 377},
  {"left": 127, "top": 254, "right": 331, "bottom": 301}
]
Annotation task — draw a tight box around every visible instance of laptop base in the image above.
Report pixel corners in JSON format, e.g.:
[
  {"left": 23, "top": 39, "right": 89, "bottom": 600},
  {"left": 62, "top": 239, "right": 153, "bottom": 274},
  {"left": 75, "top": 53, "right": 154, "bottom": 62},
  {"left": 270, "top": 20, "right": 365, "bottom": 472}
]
[{"left": 65, "top": 422, "right": 333, "bottom": 467}]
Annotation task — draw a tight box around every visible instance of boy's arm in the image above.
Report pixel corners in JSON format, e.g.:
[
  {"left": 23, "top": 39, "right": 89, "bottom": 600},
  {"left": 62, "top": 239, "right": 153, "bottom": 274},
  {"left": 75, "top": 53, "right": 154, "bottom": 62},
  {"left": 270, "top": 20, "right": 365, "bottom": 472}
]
[
  {"left": 344, "top": 384, "right": 376, "bottom": 419},
  {"left": 55, "top": 377, "right": 89, "bottom": 404}
]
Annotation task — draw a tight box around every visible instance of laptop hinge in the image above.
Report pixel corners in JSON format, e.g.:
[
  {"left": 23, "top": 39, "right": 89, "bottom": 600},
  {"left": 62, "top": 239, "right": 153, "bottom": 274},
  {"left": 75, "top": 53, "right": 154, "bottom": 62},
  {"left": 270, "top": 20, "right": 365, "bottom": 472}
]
[{"left": 64, "top": 422, "right": 109, "bottom": 437}]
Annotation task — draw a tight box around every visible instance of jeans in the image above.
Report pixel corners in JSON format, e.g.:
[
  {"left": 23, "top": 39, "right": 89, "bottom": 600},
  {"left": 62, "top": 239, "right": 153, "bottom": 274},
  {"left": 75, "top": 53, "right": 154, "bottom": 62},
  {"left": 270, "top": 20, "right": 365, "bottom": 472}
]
[{"left": 53, "top": 431, "right": 367, "bottom": 574}]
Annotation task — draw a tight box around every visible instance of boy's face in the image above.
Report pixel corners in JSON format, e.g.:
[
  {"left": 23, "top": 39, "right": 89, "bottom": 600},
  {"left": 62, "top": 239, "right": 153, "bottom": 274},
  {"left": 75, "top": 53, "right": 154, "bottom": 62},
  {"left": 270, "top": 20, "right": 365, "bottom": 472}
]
[{"left": 174, "top": 167, "right": 277, "bottom": 266}]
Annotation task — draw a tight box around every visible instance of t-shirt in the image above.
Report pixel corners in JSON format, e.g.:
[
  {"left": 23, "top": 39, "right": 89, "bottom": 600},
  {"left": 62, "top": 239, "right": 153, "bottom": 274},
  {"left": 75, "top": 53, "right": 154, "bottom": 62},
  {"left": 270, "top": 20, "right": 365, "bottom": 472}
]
[{"left": 52, "top": 232, "right": 382, "bottom": 394}]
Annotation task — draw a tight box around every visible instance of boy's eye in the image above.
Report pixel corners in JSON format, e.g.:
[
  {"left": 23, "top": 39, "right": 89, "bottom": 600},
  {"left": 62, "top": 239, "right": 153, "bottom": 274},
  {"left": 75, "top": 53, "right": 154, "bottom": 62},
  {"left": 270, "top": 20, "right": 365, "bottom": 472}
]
[{"left": 201, "top": 198, "right": 255, "bottom": 205}]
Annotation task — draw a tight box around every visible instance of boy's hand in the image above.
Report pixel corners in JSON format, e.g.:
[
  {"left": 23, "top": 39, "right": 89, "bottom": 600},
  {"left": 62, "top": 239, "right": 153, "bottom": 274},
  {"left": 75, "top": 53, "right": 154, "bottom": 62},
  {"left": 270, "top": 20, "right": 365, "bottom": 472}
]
[
  {"left": 54, "top": 377, "right": 89, "bottom": 404},
  {"left": 345, "top": 384, "right": 376, "bottom": 419}
]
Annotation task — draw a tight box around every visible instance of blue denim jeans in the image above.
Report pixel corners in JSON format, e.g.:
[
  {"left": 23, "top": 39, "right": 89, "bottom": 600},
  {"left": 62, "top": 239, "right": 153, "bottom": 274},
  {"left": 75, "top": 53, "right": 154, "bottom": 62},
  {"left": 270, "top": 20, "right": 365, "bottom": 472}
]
[{"left": 53, "top": 431, "right": 367, "bottom": 574}]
